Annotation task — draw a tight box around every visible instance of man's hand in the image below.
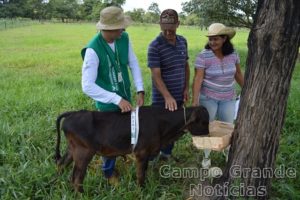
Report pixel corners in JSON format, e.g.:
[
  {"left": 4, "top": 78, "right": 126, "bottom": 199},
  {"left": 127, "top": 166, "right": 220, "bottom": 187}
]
[
  {"left": 165, "top": 96, "right": 177, "bottom": 111},
  {"left": 118, "top": 99, "right": 132, "bottom": 113},
  {"left": 136, "top": 92, "right": 144, "bottom": 107},
  {"left": 183, "top": 88, "right": 189, "bottom": 104},
  {"left": 192, "top": 101, "right": 199, "bottom": 107}
]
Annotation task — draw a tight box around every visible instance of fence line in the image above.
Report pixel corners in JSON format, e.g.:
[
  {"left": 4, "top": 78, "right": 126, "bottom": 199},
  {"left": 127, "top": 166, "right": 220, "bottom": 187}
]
[{"left": 0, "top": 18, "right": 42, "bottom": 30}]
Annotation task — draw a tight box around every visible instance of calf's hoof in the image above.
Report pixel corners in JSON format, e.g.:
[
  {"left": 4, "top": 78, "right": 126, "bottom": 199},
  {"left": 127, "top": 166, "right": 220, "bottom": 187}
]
[
  {"left": 74, "top": 185, "right": 84, "bottom": 193},
  {"left": 137, "top": 181, "right": 145, "bottom": 188}
]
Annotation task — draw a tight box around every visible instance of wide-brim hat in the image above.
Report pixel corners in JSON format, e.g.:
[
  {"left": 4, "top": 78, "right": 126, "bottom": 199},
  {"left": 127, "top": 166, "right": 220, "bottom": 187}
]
[
  {"left": 96, "top": 6, "right": 132, "bottom": 30},
  {"left": 206, "top": 23, "right": 236, "bottom": 39}
]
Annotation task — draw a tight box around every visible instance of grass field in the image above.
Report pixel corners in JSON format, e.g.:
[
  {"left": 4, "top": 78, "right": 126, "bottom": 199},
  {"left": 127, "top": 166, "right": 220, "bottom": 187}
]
[{"left": 0, "top": 23, "right": 299, "bottom": 199}]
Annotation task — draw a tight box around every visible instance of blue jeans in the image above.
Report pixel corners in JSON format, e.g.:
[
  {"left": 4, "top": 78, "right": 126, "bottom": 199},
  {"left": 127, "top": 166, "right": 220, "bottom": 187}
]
[
  {"left": 199, "top": 94, "right": 235, "bottom": 123},
  {"left": 102, "top": 157, "right": 116, "bottom": 178},
  {"left": 199, "top": 94, "right": 235, "bottom": 162},
  {"left": 160, "top": 143, "right": 174, "bottom": 157},
  {"left": 98, "top": 107, "right": 116, "bottom": 178}
]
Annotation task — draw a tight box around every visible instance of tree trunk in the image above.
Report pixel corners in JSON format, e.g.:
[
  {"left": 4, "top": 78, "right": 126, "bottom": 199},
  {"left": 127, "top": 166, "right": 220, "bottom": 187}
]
[{"left": 216, "top": 0, "right": 300, "bottom": 199}]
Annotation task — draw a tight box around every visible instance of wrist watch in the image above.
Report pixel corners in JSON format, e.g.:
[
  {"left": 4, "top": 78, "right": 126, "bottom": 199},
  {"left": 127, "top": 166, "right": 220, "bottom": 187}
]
[{"left": 137, "top": 91, "right": 145, "bottom": 95}]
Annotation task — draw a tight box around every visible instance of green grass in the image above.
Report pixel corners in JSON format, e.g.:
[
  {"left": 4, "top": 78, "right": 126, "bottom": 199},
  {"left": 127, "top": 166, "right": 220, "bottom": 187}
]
[{"left": 0, "top": 23, "right": 299, "bottom": 199}]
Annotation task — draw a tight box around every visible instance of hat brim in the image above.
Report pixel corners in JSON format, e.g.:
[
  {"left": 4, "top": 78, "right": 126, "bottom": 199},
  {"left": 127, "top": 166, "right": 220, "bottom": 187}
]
[
  {"left": 160, "top": 23, "right": 178, "bottom": 30},
  {"left": 206, "top": 28, "right": 236, "bottom": 39},
  {"left": 96, "top": 16, "right": 132, "bottom": 30}
]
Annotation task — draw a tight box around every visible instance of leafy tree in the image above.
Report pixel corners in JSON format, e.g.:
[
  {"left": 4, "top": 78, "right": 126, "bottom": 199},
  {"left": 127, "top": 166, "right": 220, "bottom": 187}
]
[
  {"left": 101, "top": 0, "right": 125, "bottom": 7},
  {"left": 0, "top": 0, "right": 27, "bottom": 18},
  {"left": 182, "top": 0, "right": 257, "bottom": 28},
  {"left": 0, "top": 0, "right": 127, "bottom": 21},
  {"left": 80, "top": 0, "right": 126, "bottom": 21},
  {"left": 26, "top": 0, "right": 48, "bottom": 20},
  {"left": 80, "top": 0, "right": 95, "bottom": 20},
  {"left": 0, "top": 0, "right": 10, "bottom": 18},
  {"left": 126, "top": 8, "right": 145, "bottom": 23},
  {"left": 148, "top": 2, "right": 160, "bottom": 15},
  {"left": 90, "top": 1, "right": 104, "bottom": 21},
  {"left": 146, "top": 2, "right": 160, "bottom": 23},
  {"left": 181, "top": 13, "right": 201, "bottom": 26},
  {"left": 48, "top": 0, "right": 79, "bottom": 22},
  {"left": 79, "top": 0, "right": 102, "bottom": 21}
]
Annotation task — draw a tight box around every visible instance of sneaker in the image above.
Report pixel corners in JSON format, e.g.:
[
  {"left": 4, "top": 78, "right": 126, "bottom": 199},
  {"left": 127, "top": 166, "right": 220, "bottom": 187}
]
[
  {"left": 222, "top": 145, "right": 230, "bottom": 162},
  {"left": 158, "top": 154, "right": 170, "bottom": 162},
  {"left": 201, "top": 158, "right": 211, "bottom": 169}
]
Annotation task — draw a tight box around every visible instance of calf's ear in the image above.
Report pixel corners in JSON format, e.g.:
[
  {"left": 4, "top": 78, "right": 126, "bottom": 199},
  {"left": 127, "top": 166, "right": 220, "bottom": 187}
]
[
  {"left": 186, "top": 109, "right": 197, "bottom": 125},
  {"left": 186, "top": 106, "right": 209, "bottom": 125},
  {"left": 200, "top": 106, "right": 209, "bottom": 122}
]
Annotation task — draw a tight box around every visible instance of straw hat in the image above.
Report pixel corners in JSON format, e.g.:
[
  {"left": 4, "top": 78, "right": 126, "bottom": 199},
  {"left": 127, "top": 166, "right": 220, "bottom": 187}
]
[
  {"left": 206, "top": 23, "right": 236, "bottom": 39},
  {"left": 96, "top": 6, "right": 131, "bottom": 30}
]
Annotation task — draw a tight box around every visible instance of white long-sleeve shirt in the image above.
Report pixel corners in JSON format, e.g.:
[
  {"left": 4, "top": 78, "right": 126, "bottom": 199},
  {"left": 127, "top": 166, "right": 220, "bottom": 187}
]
[{"left": 82, "top": 39, "right": 144, "bottom": 105}]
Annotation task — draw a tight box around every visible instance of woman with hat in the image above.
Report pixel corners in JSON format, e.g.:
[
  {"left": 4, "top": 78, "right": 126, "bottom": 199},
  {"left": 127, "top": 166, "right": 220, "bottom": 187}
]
[
  {"left": 192, "top": 23, "right": 244, "bottom": 168},
  {"left": 81, "top": 6, "right": 144, "bottom": 185}
]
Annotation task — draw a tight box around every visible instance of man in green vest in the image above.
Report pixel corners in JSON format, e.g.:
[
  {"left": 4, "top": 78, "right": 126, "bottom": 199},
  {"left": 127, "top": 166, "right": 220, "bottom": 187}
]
[{"left": 81, "top": 6, "right": 144, "bottom": 186}]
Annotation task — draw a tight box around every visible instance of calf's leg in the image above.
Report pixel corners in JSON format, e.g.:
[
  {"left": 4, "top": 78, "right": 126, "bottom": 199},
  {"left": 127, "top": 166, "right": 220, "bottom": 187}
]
[
  {"left": 71, "top": 146, "right": 94, "bottom": 193},
  {"left": 135, "top": 153, "right": 149, "bottom": 186},
  {"left": 57, "top": 145, "right": 73, "bottom": 173}
]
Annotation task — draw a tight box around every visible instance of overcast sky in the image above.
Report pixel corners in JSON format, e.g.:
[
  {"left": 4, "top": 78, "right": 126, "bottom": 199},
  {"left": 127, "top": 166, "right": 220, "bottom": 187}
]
[{"left": 123, "top": 0, "right": 186, "bottom": 13}]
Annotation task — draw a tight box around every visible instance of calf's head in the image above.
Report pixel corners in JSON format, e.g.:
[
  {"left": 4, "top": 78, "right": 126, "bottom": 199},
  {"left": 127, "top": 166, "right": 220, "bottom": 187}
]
[{"left": 186, "top": 106, "right": 209, "bottom": 136}]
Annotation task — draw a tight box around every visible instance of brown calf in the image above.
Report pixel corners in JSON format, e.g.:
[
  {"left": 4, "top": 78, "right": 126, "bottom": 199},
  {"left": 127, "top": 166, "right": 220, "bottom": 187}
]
[{"left": 55, "top": 106, "right": 209, "bottom": 192}]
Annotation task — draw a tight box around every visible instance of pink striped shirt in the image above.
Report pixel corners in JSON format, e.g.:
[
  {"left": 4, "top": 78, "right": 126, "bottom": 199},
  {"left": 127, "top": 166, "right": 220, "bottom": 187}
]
[{"left": 195, "top": 49, "right": 240, "bottom": 100}]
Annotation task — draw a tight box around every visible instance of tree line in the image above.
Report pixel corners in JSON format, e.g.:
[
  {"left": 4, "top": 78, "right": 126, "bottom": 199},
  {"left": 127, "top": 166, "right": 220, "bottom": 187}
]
[
  {"left": 0, "top": 0, "right": 126, "bottom": 22},
  {"left": 0, "top": 0, "right": 257, "bottom": 28}
]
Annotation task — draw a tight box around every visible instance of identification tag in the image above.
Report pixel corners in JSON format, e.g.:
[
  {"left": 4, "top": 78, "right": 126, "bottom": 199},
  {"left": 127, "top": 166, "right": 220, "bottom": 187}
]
[{"left": 118, "top": 72, "right": 123, "bottom": 82}]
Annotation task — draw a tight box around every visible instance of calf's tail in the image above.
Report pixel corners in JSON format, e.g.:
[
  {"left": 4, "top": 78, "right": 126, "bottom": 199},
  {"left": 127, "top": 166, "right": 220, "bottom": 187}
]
[{"left": 55, "top": 111, "right": 76, "bottom": 163}]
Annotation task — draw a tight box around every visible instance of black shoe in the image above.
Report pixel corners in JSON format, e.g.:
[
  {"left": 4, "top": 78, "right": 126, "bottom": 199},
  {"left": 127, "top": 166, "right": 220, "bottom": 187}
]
[
  {"left": 158, "top": 154, "right": 170, "bottom": 162},
  {"left": 158, "top": 154, "right": 180, "bottom": 163}
]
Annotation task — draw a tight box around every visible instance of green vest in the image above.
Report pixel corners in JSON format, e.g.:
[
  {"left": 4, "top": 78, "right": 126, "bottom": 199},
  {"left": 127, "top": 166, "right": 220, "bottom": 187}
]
[{"left": 81, "top": 32, "right": 131, "bottom": 111}]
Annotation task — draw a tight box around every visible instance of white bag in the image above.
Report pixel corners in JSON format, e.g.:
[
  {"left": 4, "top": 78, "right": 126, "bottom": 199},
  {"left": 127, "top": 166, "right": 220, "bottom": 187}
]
[{"left": 234, "top": 96, "right": 240, "bottom": 120}]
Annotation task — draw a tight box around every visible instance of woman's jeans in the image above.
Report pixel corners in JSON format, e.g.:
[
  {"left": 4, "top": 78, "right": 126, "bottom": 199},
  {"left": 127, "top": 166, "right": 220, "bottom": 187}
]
[
  {"left": 199, "top": 94, "right": 235, "bottom": 123},
  {"left": 199, "top": 94, "right": 236, "bottom": 164}
]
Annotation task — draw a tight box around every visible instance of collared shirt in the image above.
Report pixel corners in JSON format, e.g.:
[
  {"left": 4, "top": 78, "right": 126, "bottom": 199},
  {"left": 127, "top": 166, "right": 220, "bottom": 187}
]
[
  {"left": 147, "top": 33, "right": 189, "bottom": 106},
  {"left": 195, "top": 49, "right": 240, "bottom": 100},
  {"left": 82, "top": 40, "right": 144, "bottom": 105}
]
